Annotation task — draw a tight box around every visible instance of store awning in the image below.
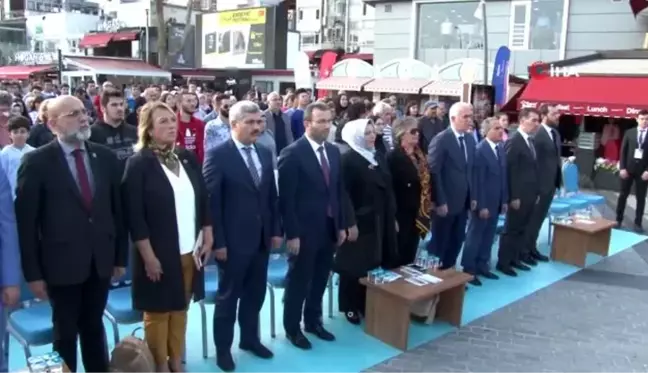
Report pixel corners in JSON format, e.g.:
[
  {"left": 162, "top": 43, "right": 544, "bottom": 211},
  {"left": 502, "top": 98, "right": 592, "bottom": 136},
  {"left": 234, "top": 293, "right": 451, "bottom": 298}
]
[
  {"left": 78, "top": 33, "right": 115, "bottom": 49},
  {"left": 518, "top": 76, "right": 648, "bottom": 118},
  {"left": 64, "top": 56, "right": 171, "bottom": 79},
  {"left": 421, "top": 81, "right": 466, "bottom": 97},
  {"left": 0, "top": 65, "right": 55, "bottom": 80},
  {"left": 112, "top": 31, "right": 139, "bottom": 42},
  {"left": 315, "top": 76, "right": 374, "bottom": 91},
  {"left": 363, "top": 78, "right": 430, "bottom": 94}
]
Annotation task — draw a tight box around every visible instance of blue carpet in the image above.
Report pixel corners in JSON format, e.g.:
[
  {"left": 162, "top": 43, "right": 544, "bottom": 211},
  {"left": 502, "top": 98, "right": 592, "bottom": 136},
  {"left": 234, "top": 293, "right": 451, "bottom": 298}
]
[{"left": 7, "top": 224, "right": 647, "bottom": 372}]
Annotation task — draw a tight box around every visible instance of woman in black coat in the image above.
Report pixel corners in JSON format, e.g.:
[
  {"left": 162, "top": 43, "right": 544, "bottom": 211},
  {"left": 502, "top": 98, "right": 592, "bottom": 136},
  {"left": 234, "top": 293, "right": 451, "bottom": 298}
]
[
  {"left": 334, "top": 118, "right": 398, "bottom": 325},
  {"left": 386, "top": 117, "right": 433, "bottom": 266},
  {"left": 122, "top": 101, "right": 212, "bottom": 372}
]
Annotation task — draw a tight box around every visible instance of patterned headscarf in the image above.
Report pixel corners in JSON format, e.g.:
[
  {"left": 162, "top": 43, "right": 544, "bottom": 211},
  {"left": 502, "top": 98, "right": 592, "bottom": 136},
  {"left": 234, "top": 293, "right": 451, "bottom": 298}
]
[{"left": 149, "top": 141, "right": 179, "bottom": 170}]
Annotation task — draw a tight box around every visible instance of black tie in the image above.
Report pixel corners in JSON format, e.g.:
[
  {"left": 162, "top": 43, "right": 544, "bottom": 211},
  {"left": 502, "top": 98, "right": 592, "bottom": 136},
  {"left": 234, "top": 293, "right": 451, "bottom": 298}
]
[
  {"left": 494, "top": 144, "right": 499, "bottom": 160},
  {"left": 639, "top": 130, "right": 646, "bottom": 148},
  {"left": 551, "top": 128, "right": 560, "bottom": 153},
  {"left": 527, "top": 136, "right": 537, "bottom": 159},
  {"left": 458, "top": 136, "right": 466, "bottom": 161}
]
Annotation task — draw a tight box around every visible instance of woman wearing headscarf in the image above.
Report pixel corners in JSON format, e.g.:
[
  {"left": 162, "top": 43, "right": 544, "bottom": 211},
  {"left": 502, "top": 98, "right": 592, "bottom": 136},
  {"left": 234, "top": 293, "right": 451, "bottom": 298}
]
[
  {"left": 334, "top": 118, "right": 398, "bottom": 325},
  {"left": 386, "top": 117, "right": 433, "bottom": 266}
]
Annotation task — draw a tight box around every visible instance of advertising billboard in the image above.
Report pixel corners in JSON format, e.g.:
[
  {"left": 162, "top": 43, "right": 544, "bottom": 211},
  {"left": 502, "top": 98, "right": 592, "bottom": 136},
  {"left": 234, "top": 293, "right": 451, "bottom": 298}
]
[{"left": 201, "top": 8, "right": 267, "bottom": 69}]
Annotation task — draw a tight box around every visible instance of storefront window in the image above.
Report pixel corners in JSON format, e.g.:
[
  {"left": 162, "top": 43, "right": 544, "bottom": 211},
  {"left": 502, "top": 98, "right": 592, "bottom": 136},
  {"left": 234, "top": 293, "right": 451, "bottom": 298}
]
[
  {"left": 417, "top": 1, "right": 485, "bottom": 50},
  {"left": 509, "top": 0, "right": 564, "bottom": 50},
  {"left": 416, "top": 0, "right": 564, "bottom": 53}
]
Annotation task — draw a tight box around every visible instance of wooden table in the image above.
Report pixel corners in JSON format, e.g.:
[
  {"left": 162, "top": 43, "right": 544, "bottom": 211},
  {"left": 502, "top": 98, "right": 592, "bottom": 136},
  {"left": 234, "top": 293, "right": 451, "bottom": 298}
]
[
  {"left": 551, "top": 217, "right": 616, "bottom": 267},
  {"left": 360, "top": 268, "right": 472, "bottom": 351}
]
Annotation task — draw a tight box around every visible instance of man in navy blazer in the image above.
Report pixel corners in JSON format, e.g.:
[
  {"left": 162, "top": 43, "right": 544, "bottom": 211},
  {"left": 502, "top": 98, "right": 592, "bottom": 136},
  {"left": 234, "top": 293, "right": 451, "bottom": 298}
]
[
  {"left": 427, "top": 102, "right": 477, "bottom": 269},
  {"left": 462, "top": 117, "right": 508, "bottom": 286},
  {"left": 0, "top": 162, "right": 20, "bottom": 373},
  {"left": 278, "top": 101, "right": 352, "bottom": 350},
  {"left": 203, "top": 101, "right": 282, "bottom": 372}
]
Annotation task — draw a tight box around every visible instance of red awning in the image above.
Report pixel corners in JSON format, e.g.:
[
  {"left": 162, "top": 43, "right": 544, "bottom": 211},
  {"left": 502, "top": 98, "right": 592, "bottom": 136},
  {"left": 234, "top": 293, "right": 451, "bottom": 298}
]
[
  {"left": 315, "top": 76, "right": 374, "bottom": 91},
  {"left": 79, "top": 33, "right": 115, "bottom": 48},
  {"left": 112, "top": 31, "right": 139, "bottom": 42},
  {"left": 364, "top": 78, "right": 430, "bottom": 94},
  {"left": 421, "top": 81, "right": 466, "bottom": 97},
  {"left": 0, "top": 65, "right": 55, "bottom": 80},
  {"left": 518, "top": 76, "right": 648, "bottom": 118}
]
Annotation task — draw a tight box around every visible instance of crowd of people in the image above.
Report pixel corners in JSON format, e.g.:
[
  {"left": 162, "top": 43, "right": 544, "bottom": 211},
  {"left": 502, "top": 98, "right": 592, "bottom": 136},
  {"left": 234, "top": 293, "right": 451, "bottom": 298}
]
[{"left": 2, "top": 77, "right": 644, "bottom": 373}]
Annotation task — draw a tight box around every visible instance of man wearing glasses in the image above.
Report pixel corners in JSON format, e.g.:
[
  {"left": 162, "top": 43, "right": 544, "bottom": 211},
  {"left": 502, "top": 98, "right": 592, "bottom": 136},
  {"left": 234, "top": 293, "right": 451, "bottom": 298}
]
[{"left": 14, "top": 95, "right": 128, "bottom": 372}]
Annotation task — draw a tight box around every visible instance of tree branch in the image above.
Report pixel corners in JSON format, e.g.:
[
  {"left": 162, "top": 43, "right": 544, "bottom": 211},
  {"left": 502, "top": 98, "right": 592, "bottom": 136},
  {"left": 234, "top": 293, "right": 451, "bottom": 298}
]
[{"left": 168, "top": 0, "right": 194, "bottom": 56}]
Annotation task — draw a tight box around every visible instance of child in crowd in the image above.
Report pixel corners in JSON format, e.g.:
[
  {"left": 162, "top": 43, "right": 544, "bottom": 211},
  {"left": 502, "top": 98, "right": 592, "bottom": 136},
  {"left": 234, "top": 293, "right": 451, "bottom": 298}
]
[{"left": 0, "top": 116, "right": 35, "bottom": 198}]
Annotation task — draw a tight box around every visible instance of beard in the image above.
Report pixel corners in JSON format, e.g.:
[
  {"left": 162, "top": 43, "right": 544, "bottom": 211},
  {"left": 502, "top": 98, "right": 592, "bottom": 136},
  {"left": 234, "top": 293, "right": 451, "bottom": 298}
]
[
  {"left": 61, "top": 126, "right": 91, "bottom": 143},
  {"left": 220, "top": 109, "right": 229, "bottom": 118}
]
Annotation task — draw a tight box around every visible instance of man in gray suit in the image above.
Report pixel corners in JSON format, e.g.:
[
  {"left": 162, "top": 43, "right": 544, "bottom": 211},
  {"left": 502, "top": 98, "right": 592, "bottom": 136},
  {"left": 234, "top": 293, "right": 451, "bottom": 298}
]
[
  {"left": 263, "top": 92, "right": 294, "bottom": 155},
  {"left": 427, "top": 102, "right": 477, "bottom": 269},
  {"left": 497, "top": 108, "right": 541, "bottom": 277},
  {"left": 525, "top": 103, "right": 561, "bottom": 265}
]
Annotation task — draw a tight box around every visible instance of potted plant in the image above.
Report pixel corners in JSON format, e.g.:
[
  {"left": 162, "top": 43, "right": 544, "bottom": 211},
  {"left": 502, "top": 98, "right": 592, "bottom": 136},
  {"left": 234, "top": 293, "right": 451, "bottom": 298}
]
[{"left": 592, "top": 158, "right": 621, "bottom": 192}]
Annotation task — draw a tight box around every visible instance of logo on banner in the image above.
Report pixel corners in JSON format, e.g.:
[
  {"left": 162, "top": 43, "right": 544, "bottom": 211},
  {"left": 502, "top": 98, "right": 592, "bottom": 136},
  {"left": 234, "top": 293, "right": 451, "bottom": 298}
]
[{"left": 529, "top": 61, "right": 580, "bottom": 79}]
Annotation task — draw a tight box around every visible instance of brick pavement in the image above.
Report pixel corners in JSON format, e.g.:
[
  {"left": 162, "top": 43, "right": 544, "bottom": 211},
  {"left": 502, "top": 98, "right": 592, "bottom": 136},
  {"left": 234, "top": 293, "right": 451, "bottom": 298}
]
[{"left": 368, "top": 194, "right": 648, "bottom": 372}]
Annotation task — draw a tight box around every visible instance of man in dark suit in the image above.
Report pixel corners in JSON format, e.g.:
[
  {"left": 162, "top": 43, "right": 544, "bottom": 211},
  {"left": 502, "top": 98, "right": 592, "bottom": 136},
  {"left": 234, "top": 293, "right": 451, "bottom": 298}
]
[
  {"left": 14, "top": 95, "right": 128, "bottom": 372},
  {"left": 203, "top": 101, "right": 282, "bottom": 372},
  {"left": 497, "top": 108, "right": 541, "bottom": 276},
  {"left": 617, "top": 109, "right": 648, "bottom": 232},
  {"left": 463, "top": 117, "right": 508, "bottom": 286},
  {"left": 263, "top": 92, "right": 293, "bottom": 155},
  {"left": 525, "top": 103, "right": 561, "bottom": 265},
  {"left": 279, "top": 101, "right": 352, "bottom": 350},
  {"left": 427, "top": 102, "right": 477, "bottom": 269}
]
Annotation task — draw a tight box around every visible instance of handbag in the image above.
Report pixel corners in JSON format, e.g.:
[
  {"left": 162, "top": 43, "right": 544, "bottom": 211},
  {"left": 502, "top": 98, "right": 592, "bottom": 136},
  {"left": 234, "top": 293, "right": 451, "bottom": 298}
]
[{"left": 109, "top": 327, "right": 156, "bottom": 372}]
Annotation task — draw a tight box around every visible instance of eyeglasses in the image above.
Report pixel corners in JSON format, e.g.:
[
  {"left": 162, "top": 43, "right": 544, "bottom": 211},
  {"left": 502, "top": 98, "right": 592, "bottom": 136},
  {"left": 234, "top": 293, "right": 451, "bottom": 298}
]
[{"left": 60, "top": 109, "right": 88, "bottom": 119}]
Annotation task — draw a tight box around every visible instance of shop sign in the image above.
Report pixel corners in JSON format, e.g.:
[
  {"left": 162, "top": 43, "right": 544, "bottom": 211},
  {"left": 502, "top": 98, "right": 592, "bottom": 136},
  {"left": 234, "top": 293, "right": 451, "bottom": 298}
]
[
  {"left": 530, "top": 61, "right": 580, "bottom": 79},
  {"left": 518, "top": 100, "right": 648, "bottom": 118}
]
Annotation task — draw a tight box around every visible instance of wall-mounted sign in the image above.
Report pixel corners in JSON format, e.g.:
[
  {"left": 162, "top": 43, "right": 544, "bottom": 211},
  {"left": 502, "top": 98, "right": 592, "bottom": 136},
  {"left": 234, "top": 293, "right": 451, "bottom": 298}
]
[{"left": 201, "top": 8, "right": 266, "bottom": 69}]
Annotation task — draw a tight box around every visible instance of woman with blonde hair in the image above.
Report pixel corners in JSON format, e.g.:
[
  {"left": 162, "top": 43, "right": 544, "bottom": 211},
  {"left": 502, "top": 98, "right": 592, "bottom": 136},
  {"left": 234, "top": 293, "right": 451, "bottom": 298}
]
[
  {"left": 122, "top": 101, "right": 213, "bottom": 372},
  {"left": 386, "top": 117, "right": 433, "bottom": 266},
  {"left": 26, "top": 98, "right": 55, "bottom": 148}
]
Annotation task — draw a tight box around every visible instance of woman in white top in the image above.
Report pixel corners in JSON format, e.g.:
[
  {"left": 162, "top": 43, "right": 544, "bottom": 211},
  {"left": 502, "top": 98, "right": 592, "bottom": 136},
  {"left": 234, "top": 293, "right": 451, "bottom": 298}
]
[{"left": 122, "top": 101, "right": 213, "bottom": 372}]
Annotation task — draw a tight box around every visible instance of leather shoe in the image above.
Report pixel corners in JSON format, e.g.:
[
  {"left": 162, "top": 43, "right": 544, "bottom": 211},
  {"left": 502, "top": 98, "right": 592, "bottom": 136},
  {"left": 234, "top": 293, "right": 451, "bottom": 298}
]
[
  {"left": 216, "top": 352, "right": 235, "bottom": 372},
  {"left": 479, "top": 270, "right": 499, "bottom": 280},
  {"left": 531, "top": 250, "right": 549, "bottom": 262},
  {"left": 239, "top": 342, "right": 273, "bottom": 359},
  {"left": 512, "top": 261, "right": 531, "bottom": 271},
  {"left": 305, "top": 324, "right": 336, "bottom": 341},
  {"left": 521, "top": 256, "right": 537, "bottom": 266},
  {"left": 634, "top": 224, "right": 644, "bottom": 233},
  {"left": 286, "top": 331, "right": 312, "bottom": 350},
  {"left": 469, "top": 277, "right": 482, "bottom": 286},
  {"left": 496, "top": 264, "right": 517, "bottom": 277}
]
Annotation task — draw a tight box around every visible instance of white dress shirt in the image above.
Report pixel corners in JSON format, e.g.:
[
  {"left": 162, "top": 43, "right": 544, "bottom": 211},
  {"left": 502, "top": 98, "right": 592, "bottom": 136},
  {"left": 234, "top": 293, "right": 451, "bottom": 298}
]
[
  {"left": 485, "top": 138, "right": 499, "bottom": 159},
  {"left": 232, "top": 136, "right": 263, "bottom": 179},
  {"left": 450, "top": 126, "right": 468, "bottom": 160},
  {"left": 305, "top": 134, "right": 330, "bottom": 165},
  {"left": 162, "top": 163, "right": 196, "bottom": 255}
]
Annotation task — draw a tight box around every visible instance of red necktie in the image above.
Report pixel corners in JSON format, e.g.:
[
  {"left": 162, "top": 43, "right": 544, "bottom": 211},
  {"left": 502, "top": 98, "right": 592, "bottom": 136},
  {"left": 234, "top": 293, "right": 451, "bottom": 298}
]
[
  {"left": 72, "top": 149, "right": 92, "bottom": 210},
  {"left": 317, "top": 146, "right": 333, "bottom": 217}
]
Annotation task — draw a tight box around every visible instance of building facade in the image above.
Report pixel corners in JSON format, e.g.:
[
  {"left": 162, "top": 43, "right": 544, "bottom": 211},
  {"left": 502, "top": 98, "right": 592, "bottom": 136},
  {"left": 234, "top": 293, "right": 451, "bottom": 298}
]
[
  {"left": 296, "top": 0, "right": 375, "bottom": 53},
  {"left": 369, "top": 0, "right": 643, "bottom": 78}
]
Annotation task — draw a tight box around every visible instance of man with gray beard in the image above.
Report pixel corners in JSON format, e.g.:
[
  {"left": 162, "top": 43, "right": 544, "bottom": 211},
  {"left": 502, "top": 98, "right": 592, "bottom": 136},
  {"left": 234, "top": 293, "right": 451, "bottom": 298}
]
[{"left": 14, "top": 95, "right": 128, "bottom": 372}]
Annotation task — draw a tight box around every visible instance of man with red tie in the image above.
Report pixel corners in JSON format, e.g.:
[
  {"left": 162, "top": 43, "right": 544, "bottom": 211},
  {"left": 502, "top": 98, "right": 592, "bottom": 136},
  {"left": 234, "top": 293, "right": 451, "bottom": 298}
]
[
  {"left": 278, "top": 102, "right": 353, "bottom": 350},
  {"left": 15, "top": 95, "right": 128, "bottom": 372}
]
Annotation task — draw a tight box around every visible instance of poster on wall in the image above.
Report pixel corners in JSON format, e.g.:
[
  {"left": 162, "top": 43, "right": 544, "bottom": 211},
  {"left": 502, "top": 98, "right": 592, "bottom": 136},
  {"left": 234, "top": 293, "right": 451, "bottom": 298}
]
[
  {"left": 470, "top": 84, "right": 495, "bottom": 126},
  {"left": 202, "top": 8, "right": 267, "bottom": 68}
]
